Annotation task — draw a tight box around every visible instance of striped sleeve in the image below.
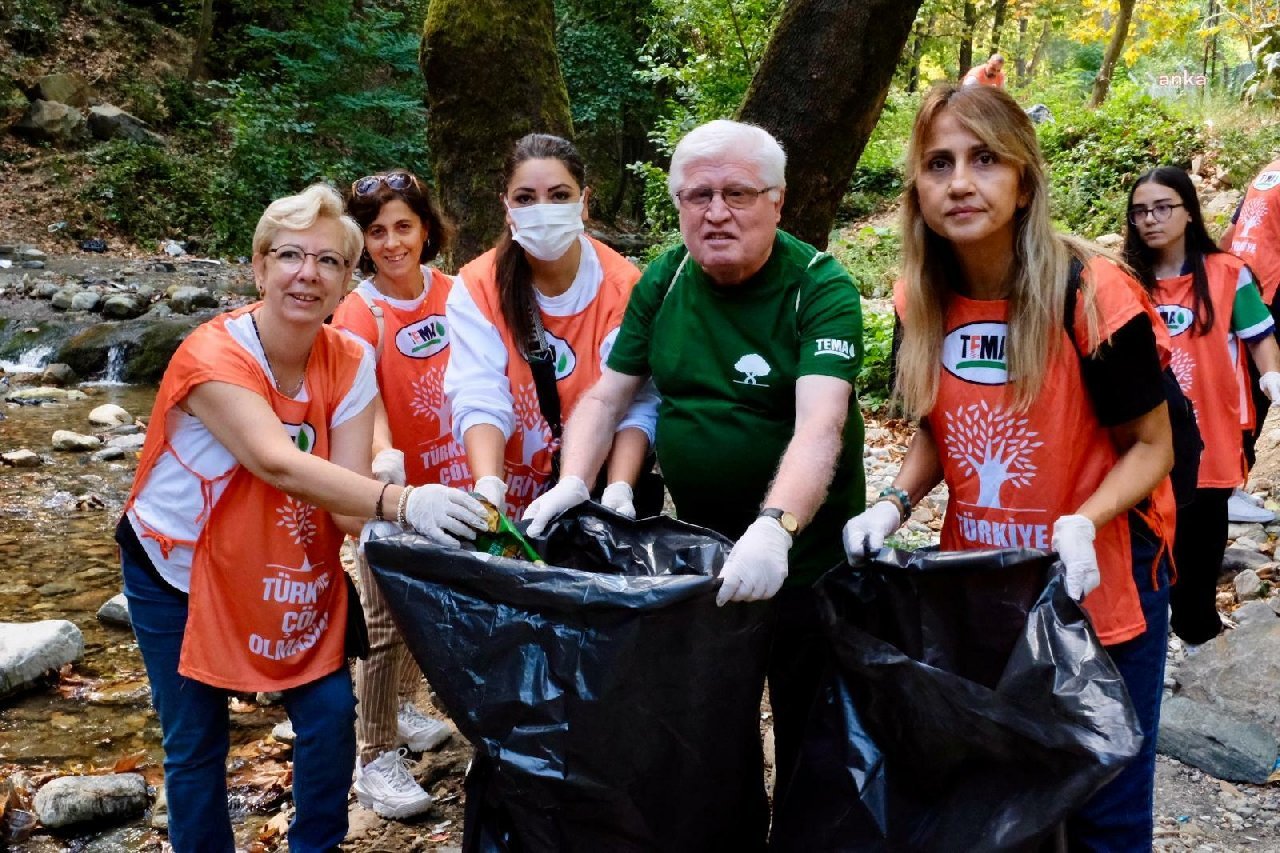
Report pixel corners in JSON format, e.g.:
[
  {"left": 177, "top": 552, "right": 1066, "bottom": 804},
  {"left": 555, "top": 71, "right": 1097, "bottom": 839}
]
[{"left": 1232, "top": 265, "right": 1275, "bottom": 341}]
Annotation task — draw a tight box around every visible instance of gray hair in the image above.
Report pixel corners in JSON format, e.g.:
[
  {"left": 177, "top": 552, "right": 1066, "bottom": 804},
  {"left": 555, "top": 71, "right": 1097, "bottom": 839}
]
[
  {"left": 252, "top": 183, "right": 363, "bottom": 263},
  {"left": 667, "top": 120, "right": 787, "bottom": 200}
]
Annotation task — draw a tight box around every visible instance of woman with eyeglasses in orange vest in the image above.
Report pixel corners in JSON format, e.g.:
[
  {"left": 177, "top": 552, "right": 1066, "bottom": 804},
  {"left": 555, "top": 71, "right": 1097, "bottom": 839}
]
[{"left": 1123, "top": 166, "right": 1280, "bottom": 651}]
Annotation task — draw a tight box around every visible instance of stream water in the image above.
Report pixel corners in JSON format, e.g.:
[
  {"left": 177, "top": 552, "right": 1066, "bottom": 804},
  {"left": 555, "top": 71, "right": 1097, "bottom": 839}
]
[{"left": 0, "top": 383, "right": 281, "bottom": 850}]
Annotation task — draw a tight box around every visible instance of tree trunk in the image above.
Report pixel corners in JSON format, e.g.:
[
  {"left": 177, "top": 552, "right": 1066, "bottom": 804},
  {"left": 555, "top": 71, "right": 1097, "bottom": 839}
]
[
  {"left": 421, "top": 0, "right": 574, "bottom": 269},
  {"left": 187, "top": 0, "right": 214, "bottom": 82},
  {"left": 959, "top": 0, "right": 976, "bottom": 78},
  {"left": 988, "top": 0, "right": 1008, "bottom": 53},
  {"left": 1024, "top": 18, "right": 1051, "bottom": 81},
  {"left": 737, "top": 0, "right": 923, "bottom": 249},
  {"left": 1014, "top": 17, "right": 1028, "bottom": 79},
  {"left": 1088, "top": 0, "right": 1137, "bottom": 108}
]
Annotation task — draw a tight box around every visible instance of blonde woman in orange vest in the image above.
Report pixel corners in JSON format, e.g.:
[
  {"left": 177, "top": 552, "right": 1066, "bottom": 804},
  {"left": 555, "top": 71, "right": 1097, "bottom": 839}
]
[
  {"left": 842, "top": 85, "right": 1174, "bottom": 849},
  {"left": 116, "top": 184, "right": 488, "bottom": 852},
  {"left": 332, "top": 171, "right": 461, "bottom": 818},
  {"left": 445, "top": 133, "right": 658, "bottom": 522},
  {"left": 1123, "top": 166, "right": 1280, "bottom": 650}
]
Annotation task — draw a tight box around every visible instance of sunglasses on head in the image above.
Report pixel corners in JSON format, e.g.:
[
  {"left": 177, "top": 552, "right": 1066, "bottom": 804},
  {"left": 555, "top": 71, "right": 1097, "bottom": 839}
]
[{"left": 351, "top": 172, "right": 420, "bottom": 197}]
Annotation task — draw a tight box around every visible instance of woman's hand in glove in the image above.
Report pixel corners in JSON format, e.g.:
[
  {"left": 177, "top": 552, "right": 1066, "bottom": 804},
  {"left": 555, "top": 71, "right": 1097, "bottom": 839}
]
[
  {"left": 600, "top": 482, "right": 636, "bottom": 518},
  {"left": 405, "top": 485, "right": 489, "bottom": 547},
  {"left": 1052, "top": 514, "right": 1099, "bottom": 601},
  {"left": 841, "top": 501, "right": 904, "bottom": 562},
  {"left": 371, "top": 449, "right": 406, "bottom": 485},
  {"left": 523, "top": 476, "right": 591, "bottom": 536}
]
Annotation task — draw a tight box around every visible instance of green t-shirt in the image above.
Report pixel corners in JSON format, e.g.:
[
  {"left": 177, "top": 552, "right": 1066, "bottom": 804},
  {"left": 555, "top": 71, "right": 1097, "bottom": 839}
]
[{"left": 609, "top": 229, "right": 866, "bottom": 585}]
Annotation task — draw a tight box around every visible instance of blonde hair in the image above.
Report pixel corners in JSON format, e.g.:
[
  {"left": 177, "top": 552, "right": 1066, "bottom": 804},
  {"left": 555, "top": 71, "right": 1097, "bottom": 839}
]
[
  {"left": 252, "top": 183, "right": 363, "bottom": 263},
  {"left": 896, "top": 83, "right": 1103, "bottom": 416}
]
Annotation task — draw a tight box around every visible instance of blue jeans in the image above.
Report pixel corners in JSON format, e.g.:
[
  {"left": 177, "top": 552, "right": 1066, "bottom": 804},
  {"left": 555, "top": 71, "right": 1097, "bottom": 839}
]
[
  {"left": 122, "top": 546, "right": 356, "bottom": 853},
  {"left": 1067, "top": 513, "right": 1171, "bottom": 852}
]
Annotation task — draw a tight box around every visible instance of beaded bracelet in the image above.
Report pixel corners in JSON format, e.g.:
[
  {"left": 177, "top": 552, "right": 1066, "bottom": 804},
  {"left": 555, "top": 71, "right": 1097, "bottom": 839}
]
[
  {"left": 396, "top": 484, "right": 415, "bottom": 528},
  {"left": 374, "top": 482, "right": 392, "bottom": 522},
  {"left": 878, "top": 486, "right": 912, "bottom": 524}
]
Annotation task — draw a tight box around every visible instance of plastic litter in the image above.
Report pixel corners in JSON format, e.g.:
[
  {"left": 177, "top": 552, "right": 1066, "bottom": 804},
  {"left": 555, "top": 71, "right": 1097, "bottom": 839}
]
[
  {"left": 771, "top": 547, "right": 1143, "bottom": 853},
  {"left": 366, "top": 505, "right": 773, "bottom": 852}
]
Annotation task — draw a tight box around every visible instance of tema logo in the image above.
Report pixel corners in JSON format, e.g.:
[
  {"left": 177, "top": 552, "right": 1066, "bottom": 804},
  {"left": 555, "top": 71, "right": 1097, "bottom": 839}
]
[
  {"left": 1254, "top": 171, "right": 1280, "bottom": 192},
  {"left": 283, "top": 421, "right": 318, "bottom": 454},
  {"left": 943, "top": 322, "right": 1008, "bottom": 385},
  {"left": 1157, "top": 304, "right": 1194, "bottom": 337},
  {"left": 395, "top": 315, "right": 448, "bottom": 359},
  {"left": 544, "top": 331, "right": 577, "bottom": 380},
  {"left": 814, "top": 338, "right": 853, "bottom": 359},
  {"left": 734, "top": 353, "right": 772, "bottom": 386}
]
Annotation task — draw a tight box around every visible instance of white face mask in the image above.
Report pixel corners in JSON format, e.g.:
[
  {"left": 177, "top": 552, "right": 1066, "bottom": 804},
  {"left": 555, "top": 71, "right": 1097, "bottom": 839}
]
[{"left": 507, "top": 200, "right": 584, "bottom": 261}]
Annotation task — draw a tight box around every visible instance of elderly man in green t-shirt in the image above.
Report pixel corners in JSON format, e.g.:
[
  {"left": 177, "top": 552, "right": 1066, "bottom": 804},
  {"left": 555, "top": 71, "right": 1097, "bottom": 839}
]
[{"left": 523, "top": 118, "right": 866, "bottom": 827}]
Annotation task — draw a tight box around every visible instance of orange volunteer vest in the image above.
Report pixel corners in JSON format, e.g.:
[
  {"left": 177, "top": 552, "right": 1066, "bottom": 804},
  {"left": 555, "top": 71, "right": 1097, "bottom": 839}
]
[
  {"left": 1153, "top": 253, "right": 1252, "bottom": 488},
  {"left": 895, "top": 258, "right": 1172, "bottom": 644},
  {"left": 1231, "top": 158, "right": 1280, "bottom": 303},
  {"left": 332, "top": 269, "right": 469, "bottom": 489},
  {"left": 456, "top": 237, "right": 640, "bottom": 519},
  {"left": 124, "top": 307, "right": 363, "bottom": 691}
]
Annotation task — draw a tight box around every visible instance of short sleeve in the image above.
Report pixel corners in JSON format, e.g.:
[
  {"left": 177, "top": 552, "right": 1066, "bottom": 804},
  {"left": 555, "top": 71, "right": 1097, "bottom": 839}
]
[
  {"left": 1232, "top": 263, "right": 1275, "bottom": 341},
  {"left": 331, "top": 348, "right": 378, "bottom": 429},
  {"left": 607, "top": 256, "right": 673, "bottom": 377},
  {"left": 1078, "top": 315, "right": 1164, "bottom": 427},
  {"left": 796, "top": 253, "right": 862, "bottom": 383},
  {"left": 330, "top": 290, "right": 378, "bottom": 350}
]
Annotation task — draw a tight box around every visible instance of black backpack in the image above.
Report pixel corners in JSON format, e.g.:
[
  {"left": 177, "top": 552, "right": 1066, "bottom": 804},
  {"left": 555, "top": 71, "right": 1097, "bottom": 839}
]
[{"left": 1064, "top": 261, "right": 1202, "bottom": 508}]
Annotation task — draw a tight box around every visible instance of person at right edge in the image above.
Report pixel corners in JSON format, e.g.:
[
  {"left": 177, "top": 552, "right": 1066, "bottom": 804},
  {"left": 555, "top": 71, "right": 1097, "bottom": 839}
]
[
  {"left": 843, "top": 85, "right": 1174, "bottom": 850},
  {"left": 1221, "top": 154, "right": 1280, "bottom": 523},
  {"left": 1123, "top": 166, "right": 1280, "bottom": 651},
  {"left": 522, "top": 119, "right": 866, "bottom": 849}
]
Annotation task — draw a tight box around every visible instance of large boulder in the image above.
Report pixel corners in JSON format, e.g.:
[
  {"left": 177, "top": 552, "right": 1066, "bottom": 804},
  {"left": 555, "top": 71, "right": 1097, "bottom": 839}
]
[
  {"left": 34, "top": 73, "right": 89, "bottom": 108},
  {"left": 87, "top": 104, "right": 162, "bottom": 145},
  {"left": 39, "top": 363, "right": 76, "bottom": 387},
  {"left": 168, "top": 285, "right": 218, "bottom": 315},
  {"left": 1157, "top": 696, "right": 1278, "bottom": 783},
  {"left": 0, "top": 620, "right": 85, "bottom": 699},
  {"left": 1174, "top": 609, "right": 1280, "bottom": 737},
  {"left": 96, "top": 594, "right": 131, "bottom": 628},
  {"left": 88, "top": 404, "right": 132, "bottom": 428},
  {"left": 101, "top": 293, "right": 147, "bottom": 320},
  {"left": 12, "top": 100, "right": 88, "bottom": 146},
  {"left": 5, "top": 386, "right": 88, "bottom": 404},
  {"left": 52, "top": 430, "right": 101, "bottom": 451},
  {"left": 70, "top": 290, "right": 102, "bottom": 313},
  {"left": 50, "top": 286, "right": 80, "bottom": 311},
  {"left": 33, "top": 774, "right": 148, "bottom": 828}
]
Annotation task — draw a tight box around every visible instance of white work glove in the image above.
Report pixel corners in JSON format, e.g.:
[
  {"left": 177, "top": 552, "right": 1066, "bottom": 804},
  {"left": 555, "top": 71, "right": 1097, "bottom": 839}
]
[
  {"left": 371, "top": 449, "right": 405, "bottom": 486},
  {"left": 474, "top": 475, "right": 507, "bottom": 514},
  {"left": 1260, "top": 372, "right": 1280, "bottom": 405},
  {"left": 523, "top": 475, "right": 591, "bottom": 537},
  {"left": 600, "top": 481, "right": 636, "bottom": 518},
  {"left": 358, "top": 519, "right": 401, "bottom": 556},
  {"left": 404, "top": 485, "right": 489, "bottom": 547},
  {"left": 716, "top": 516, "right": 792, "bottom": 607},
  {"left": 1052, "top": 514, "right": 1100, "bottom": 601},
  {"left": 842, "top": 501, "right": 904, "bottom": 562}
]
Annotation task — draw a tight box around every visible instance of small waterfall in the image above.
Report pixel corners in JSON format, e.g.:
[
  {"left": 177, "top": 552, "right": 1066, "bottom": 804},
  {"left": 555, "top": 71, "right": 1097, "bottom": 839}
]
[
  {"left": 0, "top": 344, "right": 54, "bottom": 375},
  {"left": 103, "top": 345, "right": 126, "bottom": 384}
]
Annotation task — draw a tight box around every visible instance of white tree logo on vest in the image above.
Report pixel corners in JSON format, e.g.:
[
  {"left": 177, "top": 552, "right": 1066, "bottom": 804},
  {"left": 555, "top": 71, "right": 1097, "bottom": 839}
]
[
  {"left": 943, "top": 401, "right": 1044, "bottom": 509},
  {"left": 409, "top": 371, "right": 450, "bottom": 435},
  {"left": 1170, "top": 348, "right": 1195, "bottom": 394},
  {"left": 512, "top": 382, "right": 555, "bottom": 468},
  {"left": 1238, "top": 198, "right": 1268, "bottom": 239},
  {"left": 276, "top": 496, "right": 318, "bottom": 547}
]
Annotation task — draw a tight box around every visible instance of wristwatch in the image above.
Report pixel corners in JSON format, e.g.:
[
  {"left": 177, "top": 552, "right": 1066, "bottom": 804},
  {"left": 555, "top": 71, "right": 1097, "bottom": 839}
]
[{"left": 759, "top": 507, "right": 799, "bottom": 536}]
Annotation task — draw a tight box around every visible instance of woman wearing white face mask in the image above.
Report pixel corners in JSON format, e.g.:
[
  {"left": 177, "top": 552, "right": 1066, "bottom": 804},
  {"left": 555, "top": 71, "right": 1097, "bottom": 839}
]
[{"left": 445, "top": 133, "right": 659, "bottom": 522}]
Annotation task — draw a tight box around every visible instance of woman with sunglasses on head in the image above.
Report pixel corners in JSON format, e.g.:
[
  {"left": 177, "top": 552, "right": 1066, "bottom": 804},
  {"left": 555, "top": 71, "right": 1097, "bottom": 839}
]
[
  {"left": 331, "top": 170, "right": 465, "bottom": 819},
  {"left": 842, "top": 85, "right": 1175, "bottom": 849},
  {"left": 117, "top": 183, "right": 488, "bottom": 852},
  {"left": 444, "top": 132, "right": 658, "bottom": 522},
  {"left": 1122, "top": 166, "right": 1280, "bottom": 651}
]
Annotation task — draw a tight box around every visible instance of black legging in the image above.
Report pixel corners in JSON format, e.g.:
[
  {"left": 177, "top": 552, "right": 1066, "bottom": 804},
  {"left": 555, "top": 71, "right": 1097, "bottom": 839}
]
[{"left": 1169, "top": 487, "right": 1230, "bottom": 645}]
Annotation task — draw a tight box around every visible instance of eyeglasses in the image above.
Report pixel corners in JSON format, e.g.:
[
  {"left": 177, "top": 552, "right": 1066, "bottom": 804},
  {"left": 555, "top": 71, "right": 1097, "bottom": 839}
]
[
  {"left": 1127, "top": 202, "right": 1184, "bottom": 225},
  {"left": 351, "top": 172, "right": 420, "bottom": 197},
  {"left": 674, "top": 185, "right": 777, "bottom": 211},
  {"left": 268, "top": 245, "right": 349, "bottom": 280}
]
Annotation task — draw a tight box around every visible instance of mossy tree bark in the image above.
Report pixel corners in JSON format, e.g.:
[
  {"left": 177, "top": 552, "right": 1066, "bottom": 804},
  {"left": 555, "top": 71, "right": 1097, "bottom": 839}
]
[
  {"left": 421, "top": 0, "right": 574, "bottom": 269},
  {"left": 736, "top": 0, "right": 922, "bottom": 250}
]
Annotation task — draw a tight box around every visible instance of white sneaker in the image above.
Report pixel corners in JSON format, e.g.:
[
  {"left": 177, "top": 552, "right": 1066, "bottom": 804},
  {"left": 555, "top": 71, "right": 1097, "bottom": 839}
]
[
  {"left": 397, "top": 702, "right": 452, "bottom": 752},
  {"left": 1228, "top": 492, "right": 1274, "bottom": 523},
  {"left": 352, "top": 748, "right": 433, "bottom": 819},
  {"left": 1234, "top": 487, "right": 1266, "bottom": 507}
]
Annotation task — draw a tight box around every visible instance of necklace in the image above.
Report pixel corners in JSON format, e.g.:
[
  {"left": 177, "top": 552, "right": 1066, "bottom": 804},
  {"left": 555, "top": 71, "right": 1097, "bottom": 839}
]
[{"left": 250, "top": 312, "right": 309, "bottom": 397}]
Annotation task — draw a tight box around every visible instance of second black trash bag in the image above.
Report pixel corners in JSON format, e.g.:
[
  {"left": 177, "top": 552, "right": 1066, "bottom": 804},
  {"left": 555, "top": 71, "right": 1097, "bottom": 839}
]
[
  {"left": 770, "top": 547, "right": 1143, "bottom": 853},
  {"left": 365, "top": 506, "right": 773, "bottom": 853}
]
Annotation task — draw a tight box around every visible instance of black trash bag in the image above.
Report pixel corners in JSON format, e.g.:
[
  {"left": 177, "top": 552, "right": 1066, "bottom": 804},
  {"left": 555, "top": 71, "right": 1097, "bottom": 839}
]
[
  {"left": 365, "top": 505, "right": 773, "bottom": 853},
  {"left": 770, "top": 547, "right": 1143, "bottom": 853}
]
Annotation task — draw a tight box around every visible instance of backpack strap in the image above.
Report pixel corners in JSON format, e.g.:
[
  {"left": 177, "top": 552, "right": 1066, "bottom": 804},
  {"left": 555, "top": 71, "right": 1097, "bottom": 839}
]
[
  {"left": 352, "top": 287, "right": 385, "bottom": 360},
  {"left": 1062, "top": 257, "right": 1086, "bottom": 353}
]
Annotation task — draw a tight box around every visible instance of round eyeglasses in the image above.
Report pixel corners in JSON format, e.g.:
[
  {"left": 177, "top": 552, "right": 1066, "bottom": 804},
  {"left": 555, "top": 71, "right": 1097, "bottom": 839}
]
[
  {"left": 267, "top": 245, "right": 349, "bottom": 281},
  {"left": 1127, "top": 202, "right": 1184, "bottom": 225}
]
